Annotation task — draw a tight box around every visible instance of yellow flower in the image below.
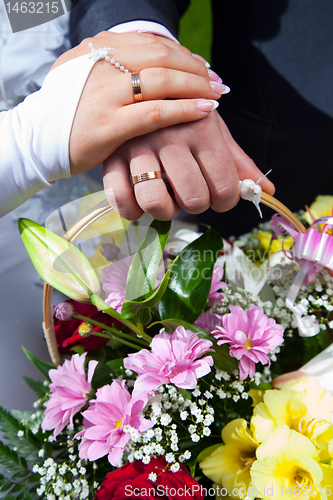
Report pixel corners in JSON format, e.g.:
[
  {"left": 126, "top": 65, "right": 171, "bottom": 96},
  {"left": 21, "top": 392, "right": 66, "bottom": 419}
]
[
  {"left": 248, "top": 389, "right": 265, "bottom": 406},
  {"left": 200, "top": 419, "right": 257, "bottom": 499},
  {"left": 250, "top": 425, "right": 331, "bottom": 500},
  {"left": 250, "top": 378, "right": 333, "bottom": 460},
  {"left": 256, "top": 230, "right": 294, "bottom": 255},
  {"left": 302, "top": 195, "right": 333, "bottom": 225}
]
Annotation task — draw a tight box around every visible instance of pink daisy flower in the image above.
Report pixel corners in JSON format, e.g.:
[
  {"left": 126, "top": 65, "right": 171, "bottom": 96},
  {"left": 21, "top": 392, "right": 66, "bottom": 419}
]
[
  {"left": 42, "top": 353, "right": 97, "bottom": 438},
  {"left": 75, "top": 380, "right": 153, "bottom": 467},
  {"left": 212, "top": 305, "right": 284, "bottom": 380},
  {"left": 209, "top": 265, "right": 227, "bottom": 305},
  {"left": 124, "top": 326, "right": 214, "bottom": 391},
  {"left": 102, "top": 254, "right": 134, "bottom": 313},
  {"left": 195, "top": 310, "right": 223, "bottom": 333}
]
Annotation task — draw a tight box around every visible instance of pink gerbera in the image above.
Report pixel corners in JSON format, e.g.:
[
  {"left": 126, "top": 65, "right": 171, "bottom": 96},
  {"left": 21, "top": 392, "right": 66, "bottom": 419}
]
[
  {"left": 212, "top": 305, "right": 284, "bottom": 380},
  {"left": 42, "top": 353, "right": 97, "bottom": 438},
  {"left": 124, "top": 326, "right": 214, "bottom": 391},
  {"left": 102, "top": 254, "right": 134, "bottom": 313},
  {"left": 75, "top": 380, "right": 153, "bottom": 467},
  {"left": 195, "top": 310, "right": 223, "bottom": 333},
  {"left": 209, "top": 265, "right": 227, "bottom": 305}
]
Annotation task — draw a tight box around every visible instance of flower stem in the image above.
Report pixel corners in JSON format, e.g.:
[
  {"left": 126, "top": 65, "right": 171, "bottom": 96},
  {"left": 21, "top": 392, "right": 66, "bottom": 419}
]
[
  {"left": 91, "top": 294, "right": 152, "bottom": 344},
  {"left": 73, "top": 313, "right": 148, "bottom": 347}
]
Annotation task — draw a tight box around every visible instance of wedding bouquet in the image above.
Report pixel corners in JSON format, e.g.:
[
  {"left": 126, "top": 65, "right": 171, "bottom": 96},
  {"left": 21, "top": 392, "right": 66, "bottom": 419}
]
[{"left": 2, "top": 193, "right": 333, "bottom": 500}]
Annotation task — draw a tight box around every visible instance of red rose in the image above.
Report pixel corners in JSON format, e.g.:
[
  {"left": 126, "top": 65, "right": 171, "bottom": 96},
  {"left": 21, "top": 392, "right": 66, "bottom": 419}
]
[
  {"left": 95, "top": 457, "right": 204, "bottom": 500},
  {"left": 54, "top": 299, "right": 121, "bottom": 353}
]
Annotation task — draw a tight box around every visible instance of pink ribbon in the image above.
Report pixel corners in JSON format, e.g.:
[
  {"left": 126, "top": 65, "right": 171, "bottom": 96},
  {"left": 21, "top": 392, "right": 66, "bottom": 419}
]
[{"left": 271, "top": 215, "right": 333, "bottom": 337}]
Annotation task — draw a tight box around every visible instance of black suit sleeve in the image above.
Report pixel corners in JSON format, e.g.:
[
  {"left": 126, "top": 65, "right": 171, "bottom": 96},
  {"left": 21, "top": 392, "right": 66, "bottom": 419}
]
[{"left": 70, "top": 0, "right": 190, "bottom": 47}]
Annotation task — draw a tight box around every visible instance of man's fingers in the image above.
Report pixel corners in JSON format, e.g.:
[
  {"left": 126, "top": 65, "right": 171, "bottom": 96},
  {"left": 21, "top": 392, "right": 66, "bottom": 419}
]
[
  {"left": 103, "top": 154, "right": 143, "bottom": 220},
  {"left": 127, "top": 145, "right": 180, "bottom": 221},
  {"left": 158, "top": 143, "right": 211, "bottom": 215}
]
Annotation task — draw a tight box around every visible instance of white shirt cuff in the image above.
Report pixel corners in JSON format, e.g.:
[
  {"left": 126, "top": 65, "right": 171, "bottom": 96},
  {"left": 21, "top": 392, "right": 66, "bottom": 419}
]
[{"left": 108, "top": 20, "right": 179, "bottom": 43}]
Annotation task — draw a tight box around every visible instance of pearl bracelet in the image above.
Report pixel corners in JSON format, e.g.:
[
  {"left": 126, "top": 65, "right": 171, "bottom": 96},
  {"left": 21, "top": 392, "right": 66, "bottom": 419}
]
[{"left": 88, "top": 42, "right": 130, "bottom": 74}]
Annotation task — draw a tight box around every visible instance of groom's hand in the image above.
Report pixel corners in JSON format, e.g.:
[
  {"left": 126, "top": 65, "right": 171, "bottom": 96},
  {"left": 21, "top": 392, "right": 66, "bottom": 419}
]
[{"left": 103, "top": 111, "right": 275, "bottom": 221}]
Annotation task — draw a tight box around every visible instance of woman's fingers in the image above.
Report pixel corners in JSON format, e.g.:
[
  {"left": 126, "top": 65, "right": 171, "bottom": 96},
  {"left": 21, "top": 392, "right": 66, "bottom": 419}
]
[
  {"left": 122, "top": 68, "right": 226, "bottom": 103},
  {"left": 107, "top": 67, "right": 225, "bottom": 107},
  {"left": 95, "top": 42, "right": 208, "bottom": 77},
  {"left": 54, "top": 33, "right": 209, "bottom": 80},
  {"left": 70, "top": 98, "right": 219, "bottom": 174},
  {"left": 112, "top": 99, "right": 220, "bottom": 148}
]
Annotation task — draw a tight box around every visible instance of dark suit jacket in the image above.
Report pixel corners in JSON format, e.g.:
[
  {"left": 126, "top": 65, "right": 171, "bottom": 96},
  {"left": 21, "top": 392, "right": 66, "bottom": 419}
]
[{"left": 71, "top": 0, "right": 333, "bottom": 236}]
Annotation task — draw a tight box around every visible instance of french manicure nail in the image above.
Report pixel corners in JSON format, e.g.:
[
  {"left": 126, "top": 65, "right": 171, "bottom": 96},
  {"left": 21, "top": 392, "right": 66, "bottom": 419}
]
[
  {"left": 221, "top": 85, "right": 231, "bottom": 94},
  {"left": 197, "top": 100, "right": 219, "bottom": 112},
  {"left": 192, "top": 53, "right": 211, "bottom": 68},
  {"left": 208, "top": 69, "right": 223, "bottom": 83},
  {"left": 210, "top": 81, "right": 231, "bottom": 94}
]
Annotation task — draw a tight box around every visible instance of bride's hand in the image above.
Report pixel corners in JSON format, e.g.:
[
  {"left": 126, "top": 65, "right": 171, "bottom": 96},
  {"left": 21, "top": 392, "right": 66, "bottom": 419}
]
[{"left": 52, "top": 32, "right": 225, "bottom": 175}]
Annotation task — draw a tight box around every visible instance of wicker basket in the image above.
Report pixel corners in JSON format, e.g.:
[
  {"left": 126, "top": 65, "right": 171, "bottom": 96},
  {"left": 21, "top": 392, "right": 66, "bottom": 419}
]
[{"left": 42, "top": 193, "right": 306, "bottom": 366}]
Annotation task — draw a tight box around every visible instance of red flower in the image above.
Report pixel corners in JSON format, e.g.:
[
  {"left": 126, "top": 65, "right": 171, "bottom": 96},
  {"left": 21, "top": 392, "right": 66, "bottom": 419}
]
[
  {"left": 54, "top": 300, "right": 120, "bottom": 353},
  {"left": 95, "top": 457, "right": 204, "bottom": 500}
]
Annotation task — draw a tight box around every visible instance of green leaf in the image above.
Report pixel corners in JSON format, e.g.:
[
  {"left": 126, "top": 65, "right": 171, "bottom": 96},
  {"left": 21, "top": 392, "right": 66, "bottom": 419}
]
[
  {"left": 92, "top": 358, "right": 124, "bottom": 389},
  {"left": 120, "top": 220, "right": 171, "bottom": 319},
  {"left": 196, "top": 443, "right": 222, "bottom": 464},
  {"left": 22, "top": 377, "right": 48, "bottom": 399},
  {"left": 0, "top": 441, "right": 28, "bottom": 474},
  {"left": 125, "top": 219, "right": 171, "bottom": 301},
  {"left": 70, "top": 345, "right": 85, "bottom": 355},
  {"left": 158, "top": 228, "right": 223, "bottom": 323},
  {"left": 18, "top": 218, "right": 100, "bottom": 302},
  {"left": 22, "top": 346, "right": 54, "bottom": 380},
  {"left": 131, "top": 307, "right": 151, "bottom": 326},
  {"left": 156, "top": 318, "right": 237, "bottom": 373},
  {"left": 0, "top": 408, "right": 41, "bottom": 460},
  {"left": 121, "top": 267, "right": 171, "bottom": 319}
]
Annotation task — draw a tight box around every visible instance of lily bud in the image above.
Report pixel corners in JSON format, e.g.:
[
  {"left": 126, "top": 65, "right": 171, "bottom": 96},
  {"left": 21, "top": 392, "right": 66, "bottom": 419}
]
[{"left": 19, "top": 218, "right": 100, "bottom": 303}]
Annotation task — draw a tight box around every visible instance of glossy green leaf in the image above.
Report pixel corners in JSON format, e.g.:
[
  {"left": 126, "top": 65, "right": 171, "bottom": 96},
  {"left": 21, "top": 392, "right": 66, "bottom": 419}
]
[
  {"left": 156, "top": 318, "right": 237, "bottom": 373},
  {"left": 158, "top": 228, "right": 223, "bottom": 323},
  {"left": 121, "top": 258, "right": 176, "bottom": 319},
  {"left": 125, "top": 219, "right": 171, "bottom": 299},
  {"left": 121, "top": 220, "right": 171, "bottom": 318},
  {"left": 18, "top": 218, "right": 100, "bottom": 303}
]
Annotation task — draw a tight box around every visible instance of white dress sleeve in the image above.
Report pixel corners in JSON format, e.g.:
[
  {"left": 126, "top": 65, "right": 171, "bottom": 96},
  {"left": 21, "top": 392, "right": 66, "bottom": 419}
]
[{"left": 0, "top": 54, "right": 95, "bottom": 218}]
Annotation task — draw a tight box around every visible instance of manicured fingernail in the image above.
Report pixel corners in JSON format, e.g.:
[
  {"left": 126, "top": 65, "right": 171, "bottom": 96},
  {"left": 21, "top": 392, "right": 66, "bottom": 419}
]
[
  {"left": 210, "top": 81, "right": 231, "bottom": 94},
  {"left": 197, "top": 100, "right": 219, "bottom": 112},
  {"left": 192, "top": 53, "right": 210, "bottom": 68},
  {"left": 208, "top": 69, "right": 222, "bottom": 83}
]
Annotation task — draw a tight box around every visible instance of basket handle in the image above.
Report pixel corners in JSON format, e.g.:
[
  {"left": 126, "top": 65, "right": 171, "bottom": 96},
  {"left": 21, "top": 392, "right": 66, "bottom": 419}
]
[{"left": 42, "top": 199, "right": 114, "bottom": 365}]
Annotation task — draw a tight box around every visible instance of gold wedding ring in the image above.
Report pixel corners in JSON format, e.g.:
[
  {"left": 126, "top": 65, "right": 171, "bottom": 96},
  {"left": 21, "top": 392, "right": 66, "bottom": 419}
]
[
  {"left": 132, "top": 171, "right": 163, "bottom": 185},
  {"left": 131, "top": 72, "right": 144, "bottom": 102}
]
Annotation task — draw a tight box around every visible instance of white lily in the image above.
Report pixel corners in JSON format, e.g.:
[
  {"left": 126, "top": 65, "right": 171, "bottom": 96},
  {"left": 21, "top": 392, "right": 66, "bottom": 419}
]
[{"left": 19, "top": 218, "right": 100, "bottom": 303}]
